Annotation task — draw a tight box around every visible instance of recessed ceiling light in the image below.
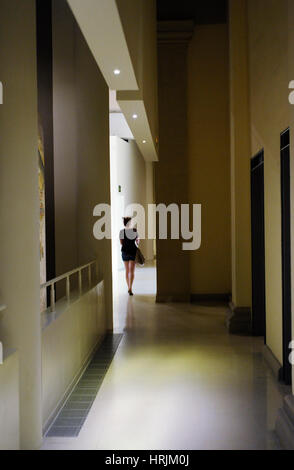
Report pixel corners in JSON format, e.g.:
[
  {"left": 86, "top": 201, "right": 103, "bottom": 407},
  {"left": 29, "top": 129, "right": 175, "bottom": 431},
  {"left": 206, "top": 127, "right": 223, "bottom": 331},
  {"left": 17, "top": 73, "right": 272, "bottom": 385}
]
[
  {"left": 132, "top": 114, "right": 138, "bottom": 119},
  {"left": 113, "top": 69, "right": 121, "bottom": 75},
  {"left": 143, "top": 140, "right": 146, "bottom": 144}
]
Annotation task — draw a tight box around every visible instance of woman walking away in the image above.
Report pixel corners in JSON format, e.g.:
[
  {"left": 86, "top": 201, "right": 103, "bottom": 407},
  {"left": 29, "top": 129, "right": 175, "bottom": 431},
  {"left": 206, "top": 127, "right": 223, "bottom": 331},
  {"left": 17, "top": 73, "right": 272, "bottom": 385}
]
[{"left": 120, "top": 217, "right": 139, "bottom": 296}]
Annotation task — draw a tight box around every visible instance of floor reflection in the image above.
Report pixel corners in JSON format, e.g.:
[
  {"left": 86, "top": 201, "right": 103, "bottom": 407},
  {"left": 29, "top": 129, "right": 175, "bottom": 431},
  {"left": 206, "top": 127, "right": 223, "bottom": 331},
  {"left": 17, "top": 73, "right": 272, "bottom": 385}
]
[{"left": 42, "top": 263, "right": 291, "bottom": 450}]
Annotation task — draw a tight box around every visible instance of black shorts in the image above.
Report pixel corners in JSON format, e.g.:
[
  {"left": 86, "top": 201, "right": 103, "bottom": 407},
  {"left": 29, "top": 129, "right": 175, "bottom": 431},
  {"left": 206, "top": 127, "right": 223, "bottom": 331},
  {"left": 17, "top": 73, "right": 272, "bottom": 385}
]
[{"left": 122, "top": 251, "right": 136, "bottom": 262}]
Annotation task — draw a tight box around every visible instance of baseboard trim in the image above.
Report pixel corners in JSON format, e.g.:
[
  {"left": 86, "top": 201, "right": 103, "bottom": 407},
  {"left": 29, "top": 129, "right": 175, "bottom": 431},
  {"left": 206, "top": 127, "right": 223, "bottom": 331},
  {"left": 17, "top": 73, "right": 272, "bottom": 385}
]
[
  {"left": 42, "top": 333, "right": 106, "bottom": 436},
  {"left": 276, "top": 395, "right": 294, "bottom": 449},
  {"left": 227, "top": 302, "right": 252, "bottom": 335},
  {"left": 156, "top": 294, "right": 191, "bottom": 303},
  {"left": 262, "top": 345, "right": 283, "bottom": 381},
  {"left": 191, "top": 293, "right": 231, "bottom": 303}
]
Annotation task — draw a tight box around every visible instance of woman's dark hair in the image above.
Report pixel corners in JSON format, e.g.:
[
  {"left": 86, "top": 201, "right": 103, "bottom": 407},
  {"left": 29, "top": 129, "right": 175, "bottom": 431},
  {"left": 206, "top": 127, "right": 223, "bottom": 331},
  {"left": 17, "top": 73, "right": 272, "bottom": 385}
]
[{"left": 123, "top": 217, "right": 132, "bottom": 227}]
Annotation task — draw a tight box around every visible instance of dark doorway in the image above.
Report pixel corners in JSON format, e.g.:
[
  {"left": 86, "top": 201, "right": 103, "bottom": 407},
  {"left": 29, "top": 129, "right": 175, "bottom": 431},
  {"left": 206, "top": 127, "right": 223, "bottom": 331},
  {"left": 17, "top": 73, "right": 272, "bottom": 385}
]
[
  {"left": 251, "top": 150, "right": 266, "bottom": 339},
  {"left": 280, "top": 128, "right": 292, "bottom": 385}
]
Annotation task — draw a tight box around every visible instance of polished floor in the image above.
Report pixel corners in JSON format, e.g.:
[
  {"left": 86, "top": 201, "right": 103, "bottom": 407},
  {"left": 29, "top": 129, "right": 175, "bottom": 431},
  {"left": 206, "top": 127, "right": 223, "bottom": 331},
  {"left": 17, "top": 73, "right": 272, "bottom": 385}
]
[{"left": 42, "top": 263, "right": 290, "bottom": 450}]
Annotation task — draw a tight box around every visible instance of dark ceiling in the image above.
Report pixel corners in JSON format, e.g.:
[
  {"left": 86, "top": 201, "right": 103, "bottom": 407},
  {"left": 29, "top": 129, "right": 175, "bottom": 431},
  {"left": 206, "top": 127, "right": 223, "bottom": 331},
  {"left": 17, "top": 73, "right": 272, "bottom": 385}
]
[{"left": 157, "top": 0, "right": 228, "bottom": 24}]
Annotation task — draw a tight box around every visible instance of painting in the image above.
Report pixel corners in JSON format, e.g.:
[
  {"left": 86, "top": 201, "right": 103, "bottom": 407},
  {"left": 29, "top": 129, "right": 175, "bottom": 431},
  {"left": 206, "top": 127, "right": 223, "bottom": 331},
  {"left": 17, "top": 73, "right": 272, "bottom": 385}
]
[{"left": 38, "top": 122, "right": 47, "bottom": 312}]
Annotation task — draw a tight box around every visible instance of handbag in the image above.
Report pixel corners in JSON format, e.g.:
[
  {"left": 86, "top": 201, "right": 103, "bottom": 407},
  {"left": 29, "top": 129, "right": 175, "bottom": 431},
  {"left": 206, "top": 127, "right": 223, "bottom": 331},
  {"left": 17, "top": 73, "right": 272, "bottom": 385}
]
[{"left": 135, "top": 247, "right": 145, "bottom": 266}]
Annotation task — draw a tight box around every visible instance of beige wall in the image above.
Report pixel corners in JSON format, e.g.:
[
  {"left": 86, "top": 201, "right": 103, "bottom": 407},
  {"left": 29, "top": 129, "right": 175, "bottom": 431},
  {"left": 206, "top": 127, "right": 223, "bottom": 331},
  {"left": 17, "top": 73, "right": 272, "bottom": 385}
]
[
  {"left": 75, "top": 17, "right": 113, "bottom": 329},
  {"left": 53, "top": 0, "right": 113, "bottom": 328},
  {"left": 140, "top": 0, "right": 159, "bottom": 145},
  {"left": 248, "top": 0, "right": 289, "bottom": 363},
  {"left": 156, "top": 29, "right": 191, "bottom": 302},
  {"left": 110, "top": 137, "right": 149, "bottom": 261},
  {"left": 115, "top": 0, "right": 159, "bottom": 144},
  {"left": 53, "top": 0, "right": 78, "bottom": 277},
  {"left": 0, "top": 0, "right": 42, "bottom": 449},
  {"left": 188, "top": 24, "right": 231, "bottom": 295},
  {"left": 157, "top": 21, "right": 230, "bottom": 300},
  {"left": 229, "top": 0, "right": 252, "bottom": 310},
  {"left": 42, "top": 282, "right": 106, "bottom": 429},
  {"left": 0, "top": 350, "right": 19, "bottom": 450},
  {"left": 111, "top": 138, "right": 147, "bottom": 216},
  {"left": 115, "top": 0, "right": 142, "bottom": 86}
]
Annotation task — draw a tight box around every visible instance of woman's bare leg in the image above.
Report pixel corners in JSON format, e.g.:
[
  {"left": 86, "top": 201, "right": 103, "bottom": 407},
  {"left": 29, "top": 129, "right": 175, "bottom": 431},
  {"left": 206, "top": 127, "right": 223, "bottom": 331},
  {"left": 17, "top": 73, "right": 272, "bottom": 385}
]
[
  {"left": 129, "top": 261, "right": 136, "bottom": 293},
  {"left": 124, "top": 261, "right": 130, "bottom": 290}
]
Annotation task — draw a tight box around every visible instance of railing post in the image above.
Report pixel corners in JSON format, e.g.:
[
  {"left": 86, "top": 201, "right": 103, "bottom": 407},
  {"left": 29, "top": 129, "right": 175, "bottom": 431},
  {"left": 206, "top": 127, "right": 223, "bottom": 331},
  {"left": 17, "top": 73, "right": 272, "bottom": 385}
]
[
  {"left": 50, "top": 283, "right": 55, "bottom": 312},
  {"left": 88, "top": 265, "right": 92, "bottom": 287},
  {"left": 78, "top": 270, "right": 82, "bottom": 295},
  {"left": 95, "top": 261, "right": 98, "bottom": 283},
  {"left": 66, "top": 276, "right": 70, "bottom": 302}
]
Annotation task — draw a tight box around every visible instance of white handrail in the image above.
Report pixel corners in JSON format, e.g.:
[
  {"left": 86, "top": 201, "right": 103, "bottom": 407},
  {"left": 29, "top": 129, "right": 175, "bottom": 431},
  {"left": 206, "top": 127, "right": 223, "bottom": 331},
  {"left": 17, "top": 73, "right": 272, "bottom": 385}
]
[{"left": 40, "top": 260, "right": 98, "bottom": 312}]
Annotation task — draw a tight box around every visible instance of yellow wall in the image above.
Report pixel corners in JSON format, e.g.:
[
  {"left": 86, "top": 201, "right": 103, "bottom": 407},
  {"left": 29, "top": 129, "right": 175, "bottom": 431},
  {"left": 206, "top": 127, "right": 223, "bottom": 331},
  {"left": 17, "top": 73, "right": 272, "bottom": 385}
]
[
  {"left": 188, "top": 24, "right": 231, "bottom": 295},
  {"left": 248, "top": 0, "right": 289, "bottom": 363}
]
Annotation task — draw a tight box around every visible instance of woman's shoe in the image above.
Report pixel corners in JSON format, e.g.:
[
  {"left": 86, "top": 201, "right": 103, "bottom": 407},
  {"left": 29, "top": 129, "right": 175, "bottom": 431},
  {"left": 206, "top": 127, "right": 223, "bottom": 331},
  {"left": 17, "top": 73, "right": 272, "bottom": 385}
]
[{"left": 128, "top": 290, "right": 134, "bottom": 296}]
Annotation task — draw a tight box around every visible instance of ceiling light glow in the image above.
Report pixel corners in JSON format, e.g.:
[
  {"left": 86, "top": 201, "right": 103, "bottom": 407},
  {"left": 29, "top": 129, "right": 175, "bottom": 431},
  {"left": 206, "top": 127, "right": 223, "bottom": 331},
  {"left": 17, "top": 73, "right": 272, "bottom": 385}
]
[{"left": 113, "top": 69, "right": 121, "bottom": 75}]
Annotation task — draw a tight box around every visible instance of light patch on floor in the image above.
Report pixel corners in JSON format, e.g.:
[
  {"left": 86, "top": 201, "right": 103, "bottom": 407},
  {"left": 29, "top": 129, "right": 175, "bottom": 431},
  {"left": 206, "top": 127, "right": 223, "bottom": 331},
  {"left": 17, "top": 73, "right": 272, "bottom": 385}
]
[{"left": 41, "top": 263, "right": 289, "bottom": 450}]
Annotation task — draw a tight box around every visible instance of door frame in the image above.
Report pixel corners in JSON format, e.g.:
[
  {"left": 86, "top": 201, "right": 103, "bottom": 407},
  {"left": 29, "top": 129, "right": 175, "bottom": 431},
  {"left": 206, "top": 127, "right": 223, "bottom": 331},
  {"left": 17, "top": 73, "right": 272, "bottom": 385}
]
[
  {"left": 250, "top": 150, "right": 266, "bottom": 339},
  {"left": 280, "top": 128, "right": 292, "bottom": 385}
]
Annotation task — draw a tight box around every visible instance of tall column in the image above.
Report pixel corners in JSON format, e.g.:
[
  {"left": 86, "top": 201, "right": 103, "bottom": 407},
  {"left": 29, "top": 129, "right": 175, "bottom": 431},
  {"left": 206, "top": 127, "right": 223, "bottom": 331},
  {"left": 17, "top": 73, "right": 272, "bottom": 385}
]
[
  {"left": 227, "top": 0, "right": 252, "bottom": 333},
  {"left": 0, "top": 0, "right": 42, "bottom": 448},
  {"left": 155, "top": 21, "right": 193, "bottom": 302}
]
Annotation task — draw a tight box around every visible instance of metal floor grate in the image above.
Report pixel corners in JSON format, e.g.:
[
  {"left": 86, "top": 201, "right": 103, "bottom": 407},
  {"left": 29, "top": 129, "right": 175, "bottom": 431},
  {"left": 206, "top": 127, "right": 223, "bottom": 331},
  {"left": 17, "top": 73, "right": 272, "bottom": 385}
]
[{"left": 46, "top": 334, "right": 123, "bottom": 438}]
